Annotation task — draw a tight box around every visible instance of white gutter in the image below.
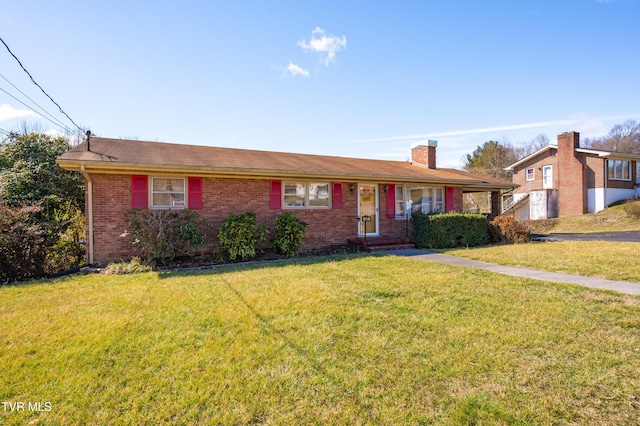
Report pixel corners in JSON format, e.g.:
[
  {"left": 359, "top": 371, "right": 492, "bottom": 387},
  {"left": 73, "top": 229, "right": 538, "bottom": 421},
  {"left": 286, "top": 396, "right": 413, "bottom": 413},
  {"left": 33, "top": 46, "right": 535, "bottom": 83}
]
[{"left": 79, "top": 165, "right": 94, "bottom": 265}]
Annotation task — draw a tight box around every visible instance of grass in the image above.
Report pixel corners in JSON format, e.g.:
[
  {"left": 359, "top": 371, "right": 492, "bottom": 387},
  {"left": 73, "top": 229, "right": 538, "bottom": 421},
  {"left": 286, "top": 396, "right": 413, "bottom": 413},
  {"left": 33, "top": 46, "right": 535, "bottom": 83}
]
[
  {"left": 444, "top": 201, "right": 640, "bottom": 283},
  {"left": 2, "top": 254, "right": 640, "bottom": 424},
  {"left": 444, "top": 241, "right": 640, "bottom": 283},
  {"left": 528, "top": 200, "right": 640, "bottom": 234}
]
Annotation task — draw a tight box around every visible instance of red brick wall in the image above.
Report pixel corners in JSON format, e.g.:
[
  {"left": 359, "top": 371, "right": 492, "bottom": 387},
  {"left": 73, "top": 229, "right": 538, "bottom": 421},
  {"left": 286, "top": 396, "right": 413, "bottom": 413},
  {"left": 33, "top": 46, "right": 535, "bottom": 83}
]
[
  {"left": 87, "top": 175, "right": 472, "bottom": 263},
  {"left": 557, "top": 132, "right": 586, "bottom": 217},
  {"left": 91, "top": 174, "right": 137, "bottom": 262},
  {"left": 88, "top": 175, "right": 365, "bottom": 263},
  {"left": 512, "top": 149, "right": 558, "bottom": 193},
  {"left": 411, "top": 144, "right": 437, "bottom": 169}
]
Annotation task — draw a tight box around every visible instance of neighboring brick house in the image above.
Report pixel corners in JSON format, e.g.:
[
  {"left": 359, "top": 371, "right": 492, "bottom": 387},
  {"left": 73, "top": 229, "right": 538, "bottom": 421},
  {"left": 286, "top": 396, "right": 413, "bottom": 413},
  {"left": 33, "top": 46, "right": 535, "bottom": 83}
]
[
  {"left": 504, "top": 131, "right": 640, "bottom": 220},
  {"left": 57, "top": 137, "right": 515, "bottom": 264}
]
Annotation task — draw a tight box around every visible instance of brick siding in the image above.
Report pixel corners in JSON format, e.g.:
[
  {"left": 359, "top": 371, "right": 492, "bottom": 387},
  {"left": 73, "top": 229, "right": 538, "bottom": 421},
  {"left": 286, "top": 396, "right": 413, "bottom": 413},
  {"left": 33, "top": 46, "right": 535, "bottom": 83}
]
[{"left": 87, "top": 175, "right": 467, "bottom": 263}]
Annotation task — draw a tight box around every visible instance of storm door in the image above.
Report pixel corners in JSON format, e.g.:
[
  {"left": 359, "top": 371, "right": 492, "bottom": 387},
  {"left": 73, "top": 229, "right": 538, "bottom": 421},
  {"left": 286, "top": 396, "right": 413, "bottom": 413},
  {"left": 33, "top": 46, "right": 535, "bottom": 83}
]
[{"left": 358, "top": 184, "right": 378, "bottom": 236}]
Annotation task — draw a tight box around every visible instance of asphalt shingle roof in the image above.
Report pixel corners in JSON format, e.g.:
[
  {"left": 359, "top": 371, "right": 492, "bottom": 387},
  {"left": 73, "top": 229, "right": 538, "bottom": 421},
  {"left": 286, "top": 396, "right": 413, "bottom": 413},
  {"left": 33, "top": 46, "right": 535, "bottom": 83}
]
[{"left": 57, "top": 137, "right": 515, "bottom": 191}]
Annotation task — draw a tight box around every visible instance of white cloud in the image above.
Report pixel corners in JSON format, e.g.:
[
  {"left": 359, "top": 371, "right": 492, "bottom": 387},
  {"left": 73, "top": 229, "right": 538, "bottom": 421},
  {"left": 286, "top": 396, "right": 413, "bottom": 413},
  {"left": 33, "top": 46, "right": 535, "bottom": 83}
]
[
  {"left": 298, "top": 27, "right": 347, "bottom": 66},
  {"left": 282, "top": 62, "right": 310, "bottom": 78},
  {"left": 0, "top": 103, "right": 36, "bottom": 121}
]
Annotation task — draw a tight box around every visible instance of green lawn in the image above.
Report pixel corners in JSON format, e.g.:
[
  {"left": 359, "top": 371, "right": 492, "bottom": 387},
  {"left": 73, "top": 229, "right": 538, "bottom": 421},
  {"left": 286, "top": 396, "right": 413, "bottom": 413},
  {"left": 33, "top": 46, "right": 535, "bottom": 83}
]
[
  {"left": 443, "top": 241, "right": 640, "bottom": 283},
  {"left": 528, "top": 201, "right": 640, "bottom": 234},
  {"left": 2, "top": 254, "right": 640, "bottom": 424}
]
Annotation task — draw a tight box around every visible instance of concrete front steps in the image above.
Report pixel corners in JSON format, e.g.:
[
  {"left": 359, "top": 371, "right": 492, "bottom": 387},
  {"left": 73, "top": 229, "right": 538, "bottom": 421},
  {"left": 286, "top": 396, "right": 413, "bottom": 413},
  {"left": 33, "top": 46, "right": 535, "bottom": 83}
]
[{"left": 347, "top": 236, "right": 415, "bottom": 252}]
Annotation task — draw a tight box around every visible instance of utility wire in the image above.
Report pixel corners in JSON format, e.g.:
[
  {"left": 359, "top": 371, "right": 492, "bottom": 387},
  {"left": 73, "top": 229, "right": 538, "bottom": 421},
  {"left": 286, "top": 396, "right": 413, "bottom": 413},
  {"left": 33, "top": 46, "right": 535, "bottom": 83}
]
[
  {"left": 0, "top": 36, "right": 84, "bottom": 133},
  {"left": 0, "top": 72, "right": 74, "bottom": 133},
  {"left": 0, "top": 85, "right": 74, "bottom": 134}
]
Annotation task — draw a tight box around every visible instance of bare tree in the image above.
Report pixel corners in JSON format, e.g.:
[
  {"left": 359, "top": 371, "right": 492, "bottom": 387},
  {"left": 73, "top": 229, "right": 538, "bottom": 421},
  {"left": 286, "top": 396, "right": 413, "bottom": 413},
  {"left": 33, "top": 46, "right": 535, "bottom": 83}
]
[
  {"left": 583, "top": 120, "right": 640, "bottom": 154},
  {"left": 528, "top": 133, "right": 550, "bottom": 153}
]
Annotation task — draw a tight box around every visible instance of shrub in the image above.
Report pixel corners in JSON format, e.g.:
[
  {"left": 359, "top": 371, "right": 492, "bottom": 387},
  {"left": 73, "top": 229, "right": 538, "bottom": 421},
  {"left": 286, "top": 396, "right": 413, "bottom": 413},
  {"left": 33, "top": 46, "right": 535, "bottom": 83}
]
[
  {"left": 217, "top": 211, "right": 268, "bottom": 262},
  {"left": 0, "top": 201, "right": 87, "bottom": 283},
  {"left": 489, "top": 215, "right": 531, "bottom": 243},
  {"left": 0, "top": 203, "right": 49, "bottom": 283},
  {"left": 623, "top": 199, "right": 640, "bottom": 220},
  {"left": 123, "top": 209, "right": 209, "bottom": 261},
  {"left": 45, "top": 203, "right": 86, "bottom": 272},
  {"left": 103, "top": 257, "right": 153, "bottom": 275},
  {"left": 412, "top": 212, "right": 489, "bottom": 249},
  {"left": 271, "top": 212, "right": 309, "bottom": 257}
]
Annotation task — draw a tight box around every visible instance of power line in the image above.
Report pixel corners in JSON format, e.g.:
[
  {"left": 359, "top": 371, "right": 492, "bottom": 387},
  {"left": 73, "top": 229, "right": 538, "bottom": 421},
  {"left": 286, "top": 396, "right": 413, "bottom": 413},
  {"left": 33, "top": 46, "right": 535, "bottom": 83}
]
[
  {"left": 0, "top": 85, "right": 74, "bottom": 134},
  {"left": 0, "top": 73, "right": 75, "bottom": 133},
  {"left": 0, "top": 36, "right": 84, "bottom": 133}
]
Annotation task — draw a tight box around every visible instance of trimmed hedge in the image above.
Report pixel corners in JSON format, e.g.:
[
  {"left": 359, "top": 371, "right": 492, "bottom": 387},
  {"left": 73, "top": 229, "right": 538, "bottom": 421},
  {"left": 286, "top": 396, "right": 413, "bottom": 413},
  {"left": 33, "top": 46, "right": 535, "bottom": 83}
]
[{"left": 412, "top": 212, "right": 489, "bottom": 249}]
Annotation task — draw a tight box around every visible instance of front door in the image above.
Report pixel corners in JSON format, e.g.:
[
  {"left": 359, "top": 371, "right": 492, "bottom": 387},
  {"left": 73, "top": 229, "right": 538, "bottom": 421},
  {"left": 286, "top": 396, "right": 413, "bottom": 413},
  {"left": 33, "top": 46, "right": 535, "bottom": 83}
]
[{"left": 358, "top": 184, "right": 378, "bottom": 236}]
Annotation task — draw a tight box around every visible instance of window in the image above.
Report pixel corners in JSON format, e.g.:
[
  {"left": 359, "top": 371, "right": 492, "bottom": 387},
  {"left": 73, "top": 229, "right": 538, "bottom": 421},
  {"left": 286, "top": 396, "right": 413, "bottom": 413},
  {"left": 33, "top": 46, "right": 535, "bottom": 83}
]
[
  {"left": 284, "top": 182, "right": 305, "bottom": 207},
  {"left": 608, "top": 160, "right": 632, "bottom": 181},
  {"left": 525, "top": 167, "right": 535, "bottom": 181},
  {"left": 309, "top": 183, "right": 330, "bottom": 207},
  {"left": 395, "top": 185, "right": 405, "bottom": 217},
  {"left": 151, "top": 177, "right": 185, "bottom": 208},
  {"left": 542, "top": 165, "right": 553, "bottom": 189},
  {"left": 434, "top": 187, "right": 444, "bottom": 212},
  {"left": 283, "top": 182, "right": 330, "bottom": 209},
  {"left": 396, "top": 186, "right": 444, "bottom": 215}
]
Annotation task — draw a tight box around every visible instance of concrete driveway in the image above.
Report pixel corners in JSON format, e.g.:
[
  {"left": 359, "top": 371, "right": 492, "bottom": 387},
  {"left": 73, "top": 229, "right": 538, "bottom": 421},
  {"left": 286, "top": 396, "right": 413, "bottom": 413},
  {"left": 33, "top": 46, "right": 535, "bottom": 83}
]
[{"left": 531, "top": 230, "right": 640, "bottom": 242}]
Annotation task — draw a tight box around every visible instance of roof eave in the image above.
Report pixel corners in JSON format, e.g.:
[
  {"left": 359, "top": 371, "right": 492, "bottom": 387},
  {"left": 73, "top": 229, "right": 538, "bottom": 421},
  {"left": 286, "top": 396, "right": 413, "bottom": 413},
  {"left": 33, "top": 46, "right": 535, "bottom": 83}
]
[
  {"left": 504, "top": 145, "right": 556, "bottom": 171},
  {"left": 57, "top": 159, "right": 515, "bottom": 189}
]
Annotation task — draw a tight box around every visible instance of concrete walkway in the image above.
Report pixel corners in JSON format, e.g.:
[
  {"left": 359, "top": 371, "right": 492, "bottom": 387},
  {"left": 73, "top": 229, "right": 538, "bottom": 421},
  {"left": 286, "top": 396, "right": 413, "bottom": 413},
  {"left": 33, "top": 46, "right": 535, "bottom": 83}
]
[{"left": 387, "top": 248, "right": 640, "bottom": 296}]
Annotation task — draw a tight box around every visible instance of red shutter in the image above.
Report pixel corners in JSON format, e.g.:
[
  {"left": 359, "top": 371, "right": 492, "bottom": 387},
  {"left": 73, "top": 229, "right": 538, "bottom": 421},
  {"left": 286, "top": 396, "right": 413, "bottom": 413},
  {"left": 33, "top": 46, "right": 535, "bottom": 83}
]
[
  {"left": 131, "top": 175, "right": 148, "bottom": 209},
  {"left": 270, "top": 180, "right": 282, "bottom": 209},
  {"left": 188, "top": 177, "right": 203, "bottom": 209},
  {"left": 332, "top": 182, "right": 343, "bottom": 209},
  {"left": 386, "top": 184, "right": 396, "bottom": 218},
  {"left": 445, "top": 186, "right": 455, "bottom": 212}
]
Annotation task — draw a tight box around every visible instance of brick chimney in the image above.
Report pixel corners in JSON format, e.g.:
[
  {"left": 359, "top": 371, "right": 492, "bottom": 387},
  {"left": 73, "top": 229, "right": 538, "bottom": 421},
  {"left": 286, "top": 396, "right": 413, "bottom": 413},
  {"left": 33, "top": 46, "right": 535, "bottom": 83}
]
[
  {"left": 411, "top": 140, "right": 437, "bottom": 169},
  {"left": 557, "top": 131, "right": 586, "bottom": 217}
]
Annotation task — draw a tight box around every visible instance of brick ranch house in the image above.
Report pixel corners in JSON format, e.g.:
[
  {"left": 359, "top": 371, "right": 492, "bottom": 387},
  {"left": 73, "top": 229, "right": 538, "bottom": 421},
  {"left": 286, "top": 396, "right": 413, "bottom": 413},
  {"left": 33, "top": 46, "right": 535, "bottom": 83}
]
[
  {"left": 57, "top": 137, "right": 515, "bottom": 264},
  {"left": 504, "top": 131, "right": 640, "bottom": 220}
]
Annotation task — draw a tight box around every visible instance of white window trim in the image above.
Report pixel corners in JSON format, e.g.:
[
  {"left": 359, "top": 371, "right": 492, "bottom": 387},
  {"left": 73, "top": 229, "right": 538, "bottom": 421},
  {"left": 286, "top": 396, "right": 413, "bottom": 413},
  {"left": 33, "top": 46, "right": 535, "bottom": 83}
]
[
  {"left": 608, "top": 160, "right": 632, "bottom": 181},
  {"left": 150, "top": 177, "right": 187, "bottom": 209},
  {"left": 396, "top": 185, "right": 445, "bottom": 216},
  {"left": 525, "top": 167, "right": 535, "bottom": 182},
  {"left": 282, "top": 181, "right": 332, "bottom": 209}
]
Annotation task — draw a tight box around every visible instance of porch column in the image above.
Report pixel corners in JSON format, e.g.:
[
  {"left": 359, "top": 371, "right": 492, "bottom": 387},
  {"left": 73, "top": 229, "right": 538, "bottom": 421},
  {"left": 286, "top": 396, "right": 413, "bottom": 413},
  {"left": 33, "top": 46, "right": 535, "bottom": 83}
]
[{"left": 490, "top": 191, "right": 501, "bottom": 218}]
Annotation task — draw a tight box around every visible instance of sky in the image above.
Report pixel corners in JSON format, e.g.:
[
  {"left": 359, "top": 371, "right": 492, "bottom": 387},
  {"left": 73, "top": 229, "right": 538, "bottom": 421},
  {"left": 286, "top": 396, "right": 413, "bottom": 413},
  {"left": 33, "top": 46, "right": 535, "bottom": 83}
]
[{"left": 1, "top": 0, "right": 639, "bottom": 169}]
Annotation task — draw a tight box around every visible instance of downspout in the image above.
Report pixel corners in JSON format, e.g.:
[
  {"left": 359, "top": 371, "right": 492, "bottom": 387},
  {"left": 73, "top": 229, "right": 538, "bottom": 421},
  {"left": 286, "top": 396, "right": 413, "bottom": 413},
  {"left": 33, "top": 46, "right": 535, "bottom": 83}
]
[
  {"left": 603, "top": 159, "right": 608, "bottom": 212},
  {"left": 80, "top": 165, "right": 94, "bottom": 265}
]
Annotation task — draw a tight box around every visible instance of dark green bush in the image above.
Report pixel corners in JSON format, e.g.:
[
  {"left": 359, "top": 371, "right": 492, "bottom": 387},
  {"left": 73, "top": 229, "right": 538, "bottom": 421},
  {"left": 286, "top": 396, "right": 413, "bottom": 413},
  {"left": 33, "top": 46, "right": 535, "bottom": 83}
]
[
  {"left": 123, "top": 209, "right": 209, "bottom": 261},
  {"left": 412, "top": 212, "right": 489, "bottom": 249},
  {"left": 217, "top": 211, "right": 268, "bottom": 262},
  {"left": 271, "top": 212, "right": 309, "bottom": 257},
  {"left": 0, "top": 203, "right": 49, "bottom": 283},
  {"left": 45, "top": 203, "right": 86, "bottom": 272},
  {"left": 489, "top": 215, "right": 531, "bottom": 243}
]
